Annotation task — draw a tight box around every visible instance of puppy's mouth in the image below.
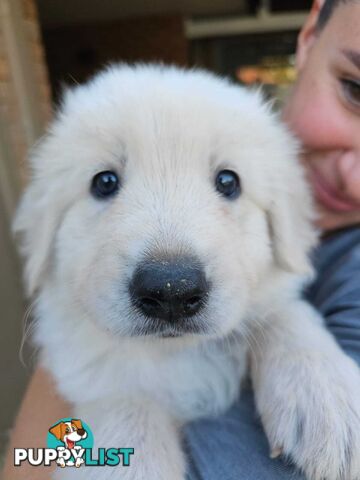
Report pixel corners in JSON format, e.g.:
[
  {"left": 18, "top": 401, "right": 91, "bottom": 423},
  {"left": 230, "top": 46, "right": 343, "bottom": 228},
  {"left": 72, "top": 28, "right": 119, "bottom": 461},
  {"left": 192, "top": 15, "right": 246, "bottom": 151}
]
[{"left": 131, "top": 317, "right": 209, "bottom": 338}]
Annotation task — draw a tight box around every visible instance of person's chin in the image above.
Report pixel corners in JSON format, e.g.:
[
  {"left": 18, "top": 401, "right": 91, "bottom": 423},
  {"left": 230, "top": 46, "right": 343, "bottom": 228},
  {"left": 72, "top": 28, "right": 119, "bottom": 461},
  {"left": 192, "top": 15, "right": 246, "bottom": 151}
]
[
  {"left": 306, "top": 167, "right": 360, "bottom": 232},
  {"left": 315, "top": 204, "right": 360, "bottom": 232}
]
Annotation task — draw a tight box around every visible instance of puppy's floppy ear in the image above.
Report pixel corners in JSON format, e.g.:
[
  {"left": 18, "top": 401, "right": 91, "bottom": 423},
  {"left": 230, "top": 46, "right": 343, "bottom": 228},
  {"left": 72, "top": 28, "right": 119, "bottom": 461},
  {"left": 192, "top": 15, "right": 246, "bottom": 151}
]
[
  {"left": 49, "top": 422, "right": 64, "bottom": 441},
  {"left": 13, "top": 176, "right": 61, "bottom": 297},
  {"left": 13, "top": 84, "right": 79, "bottom": 298},
  {"left": 13, "top": 135, "right": 70, "bottom": 297},
  {"left": 267, "top": 170, "right": 318, "bottom": 277}
]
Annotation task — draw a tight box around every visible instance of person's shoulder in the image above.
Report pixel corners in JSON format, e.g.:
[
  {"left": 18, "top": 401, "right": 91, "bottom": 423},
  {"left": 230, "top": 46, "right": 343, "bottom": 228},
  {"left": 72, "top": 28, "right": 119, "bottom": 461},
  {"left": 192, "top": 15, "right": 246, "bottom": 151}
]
[
  {"left": 306, "top": 225, "right": 360, "bottom": 305},
  {"left": 312, "top": 225, "right": 360, "bottom": 277}
]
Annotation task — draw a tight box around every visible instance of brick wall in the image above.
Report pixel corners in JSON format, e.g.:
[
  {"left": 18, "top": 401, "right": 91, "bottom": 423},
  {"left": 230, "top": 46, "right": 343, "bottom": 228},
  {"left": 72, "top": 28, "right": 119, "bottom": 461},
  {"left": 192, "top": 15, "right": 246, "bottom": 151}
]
[
  {"left": 21, "top": 0, "right": 52, "bottom": 127},
  {"left": 0, "top": 14, "right": 26, "bottom": 181},
  {"left": 0, "top": 0, "right": 51, "bottom": 184}
]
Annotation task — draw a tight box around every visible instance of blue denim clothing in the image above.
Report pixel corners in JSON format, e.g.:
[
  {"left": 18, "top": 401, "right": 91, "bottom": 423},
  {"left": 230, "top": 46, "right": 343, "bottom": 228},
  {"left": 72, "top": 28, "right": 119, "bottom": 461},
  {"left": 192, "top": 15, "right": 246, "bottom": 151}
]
[{"left": 184, "top": 226, "right": 360, "bottom": 480}]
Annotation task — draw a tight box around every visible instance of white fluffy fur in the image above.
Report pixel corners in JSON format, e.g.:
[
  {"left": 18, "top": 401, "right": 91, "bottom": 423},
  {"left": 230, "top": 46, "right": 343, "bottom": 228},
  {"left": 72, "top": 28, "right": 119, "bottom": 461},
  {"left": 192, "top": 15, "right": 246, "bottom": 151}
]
[{"left": 14, "top": 64, "right": 360, "bottom": 480}]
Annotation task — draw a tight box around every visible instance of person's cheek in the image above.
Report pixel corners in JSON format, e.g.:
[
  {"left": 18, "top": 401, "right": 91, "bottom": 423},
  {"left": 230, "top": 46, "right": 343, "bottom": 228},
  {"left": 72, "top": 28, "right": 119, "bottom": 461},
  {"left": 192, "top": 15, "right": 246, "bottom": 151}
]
[
  {"left": 288, "top": 96, "right": 350, "bottom": 150},
  {"left": 284, "top": 74, "right": 354, "bottom": 150},
  {"left": 338, "top": 152, "right": 360, "bottom": 202}
]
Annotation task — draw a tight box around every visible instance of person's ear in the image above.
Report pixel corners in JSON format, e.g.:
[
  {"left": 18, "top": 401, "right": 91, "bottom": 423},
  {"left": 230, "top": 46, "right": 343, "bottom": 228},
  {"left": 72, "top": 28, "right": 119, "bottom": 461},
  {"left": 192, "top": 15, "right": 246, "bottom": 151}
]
[{"left": 296, "top": 0, "right": 326, "bottom": 71}]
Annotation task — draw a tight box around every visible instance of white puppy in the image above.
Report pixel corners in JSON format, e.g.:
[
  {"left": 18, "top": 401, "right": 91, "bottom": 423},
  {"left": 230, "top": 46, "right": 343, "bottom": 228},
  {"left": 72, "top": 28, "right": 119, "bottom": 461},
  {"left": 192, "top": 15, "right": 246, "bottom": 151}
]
[{"left": 14, "top": 64, "right": 360, "bottom": 480}]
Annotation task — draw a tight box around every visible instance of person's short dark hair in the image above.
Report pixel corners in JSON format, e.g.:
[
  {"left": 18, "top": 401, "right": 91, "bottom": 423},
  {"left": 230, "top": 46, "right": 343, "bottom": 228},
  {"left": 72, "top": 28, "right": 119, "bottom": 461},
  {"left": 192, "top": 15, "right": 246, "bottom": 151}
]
[{"left": 317, "top": 0, "right": 352, "bottom": 29}]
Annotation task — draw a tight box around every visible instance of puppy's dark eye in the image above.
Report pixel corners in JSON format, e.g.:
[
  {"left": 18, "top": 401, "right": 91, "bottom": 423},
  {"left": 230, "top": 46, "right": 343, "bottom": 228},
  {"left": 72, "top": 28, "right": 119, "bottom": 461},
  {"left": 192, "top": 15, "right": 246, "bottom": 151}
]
[
  {"left": 215, "top": 170, "right": 241, "bottom": 199},
  {"left": 91, "top": 171, "right": 119, "bottom": 199}
]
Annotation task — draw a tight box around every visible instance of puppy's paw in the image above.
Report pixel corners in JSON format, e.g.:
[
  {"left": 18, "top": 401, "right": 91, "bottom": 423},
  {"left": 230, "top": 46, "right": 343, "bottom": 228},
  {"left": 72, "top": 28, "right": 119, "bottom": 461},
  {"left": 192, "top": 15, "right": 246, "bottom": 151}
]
[{"left": 256, "top": 352, "right": 360, "bottom": 480}]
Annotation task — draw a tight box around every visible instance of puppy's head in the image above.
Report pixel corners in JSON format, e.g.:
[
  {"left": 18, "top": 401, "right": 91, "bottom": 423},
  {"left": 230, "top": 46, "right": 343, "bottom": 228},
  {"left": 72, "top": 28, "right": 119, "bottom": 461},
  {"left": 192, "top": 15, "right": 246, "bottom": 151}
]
[{"left": 14, "top": 64, "right": 317, "bottom": 340}]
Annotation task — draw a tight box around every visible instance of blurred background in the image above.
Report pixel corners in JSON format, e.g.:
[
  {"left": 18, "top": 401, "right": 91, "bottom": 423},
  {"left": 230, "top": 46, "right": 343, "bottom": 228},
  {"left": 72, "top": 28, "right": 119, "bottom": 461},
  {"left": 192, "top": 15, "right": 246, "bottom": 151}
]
[{"left": 0, "top": 0, "right": 312, "bottom": 459}]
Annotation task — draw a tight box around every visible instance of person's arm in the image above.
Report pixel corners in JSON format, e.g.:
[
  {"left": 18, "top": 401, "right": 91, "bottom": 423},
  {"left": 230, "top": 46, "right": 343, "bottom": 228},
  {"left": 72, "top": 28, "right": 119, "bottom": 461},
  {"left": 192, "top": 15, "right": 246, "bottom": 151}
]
[{"left": 2, "top": 366, "right": 71, "bottom": 480}]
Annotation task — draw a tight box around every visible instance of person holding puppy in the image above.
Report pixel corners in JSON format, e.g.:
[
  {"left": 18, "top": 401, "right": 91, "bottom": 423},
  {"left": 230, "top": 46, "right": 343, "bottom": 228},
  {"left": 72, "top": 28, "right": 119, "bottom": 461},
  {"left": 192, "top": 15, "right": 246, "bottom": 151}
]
[{"left": 3, "top": 0, "right": 360, "bottom": 479}]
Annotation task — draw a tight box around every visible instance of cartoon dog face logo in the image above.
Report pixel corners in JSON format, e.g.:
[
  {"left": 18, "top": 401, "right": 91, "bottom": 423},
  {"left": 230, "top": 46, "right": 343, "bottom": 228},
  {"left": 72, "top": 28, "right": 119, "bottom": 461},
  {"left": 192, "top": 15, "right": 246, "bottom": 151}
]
[{"left": 49, "top": 419, "right": 87, "bottom": 449}]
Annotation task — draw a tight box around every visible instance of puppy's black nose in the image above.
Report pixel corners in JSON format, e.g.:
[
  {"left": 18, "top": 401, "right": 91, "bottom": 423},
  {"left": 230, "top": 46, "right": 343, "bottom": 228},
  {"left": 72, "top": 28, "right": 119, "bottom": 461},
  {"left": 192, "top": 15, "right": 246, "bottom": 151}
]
[{"left": 129, "top": 257, "right": 209, "bottom": 322}]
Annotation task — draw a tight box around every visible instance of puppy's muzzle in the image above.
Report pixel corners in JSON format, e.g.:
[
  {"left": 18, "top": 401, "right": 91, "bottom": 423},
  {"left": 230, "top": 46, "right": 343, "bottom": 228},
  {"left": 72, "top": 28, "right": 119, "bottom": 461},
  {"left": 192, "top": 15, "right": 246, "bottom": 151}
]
[{"left": 129, "top": 256, "right": 209, "bottom": 324}]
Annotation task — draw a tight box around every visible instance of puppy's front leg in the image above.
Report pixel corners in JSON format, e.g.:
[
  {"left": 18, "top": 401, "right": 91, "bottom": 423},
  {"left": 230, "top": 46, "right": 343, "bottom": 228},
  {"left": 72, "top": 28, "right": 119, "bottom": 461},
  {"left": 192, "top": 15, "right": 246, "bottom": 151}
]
[
  {"left": 250, "top": 300, "right": 360, "bottom": 480},
  {"left": 53, "top": 397, "right": 185, "bottom": 480}
]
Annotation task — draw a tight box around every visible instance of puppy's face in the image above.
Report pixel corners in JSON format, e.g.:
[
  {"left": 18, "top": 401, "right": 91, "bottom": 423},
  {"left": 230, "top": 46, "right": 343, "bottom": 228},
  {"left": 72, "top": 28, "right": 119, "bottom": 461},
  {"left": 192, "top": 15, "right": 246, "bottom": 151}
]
[{"left": 15, "top": 66, "right": 316, "bottom": 341}]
